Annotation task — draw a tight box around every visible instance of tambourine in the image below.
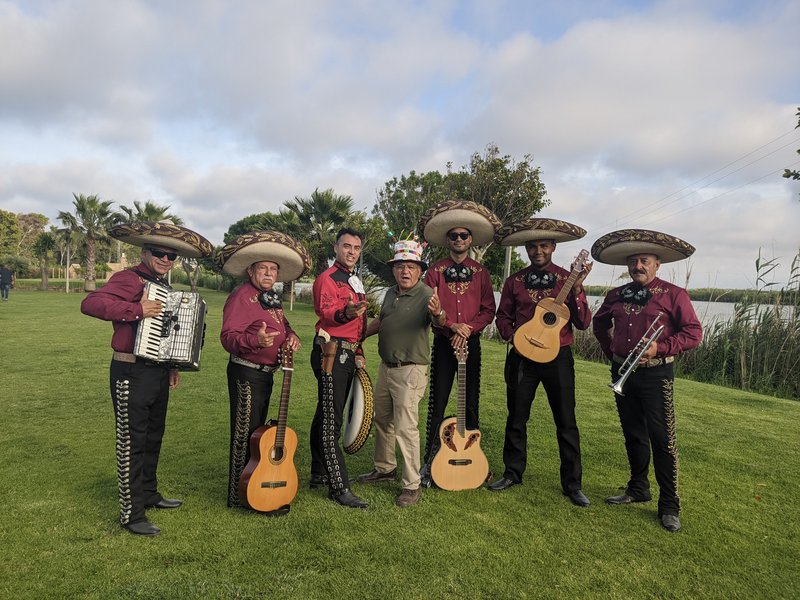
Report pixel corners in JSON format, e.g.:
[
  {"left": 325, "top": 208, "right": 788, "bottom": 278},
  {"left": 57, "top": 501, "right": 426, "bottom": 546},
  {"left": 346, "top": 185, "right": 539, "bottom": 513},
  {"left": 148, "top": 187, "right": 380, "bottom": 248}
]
[{"left": 343, "top": 368, "right": 374, "bottom": 454}]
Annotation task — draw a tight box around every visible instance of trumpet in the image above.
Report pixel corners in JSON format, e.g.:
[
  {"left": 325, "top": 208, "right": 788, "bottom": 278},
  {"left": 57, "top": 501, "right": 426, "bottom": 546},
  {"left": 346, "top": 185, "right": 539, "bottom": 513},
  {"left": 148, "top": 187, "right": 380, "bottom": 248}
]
[{"left": 609, "top": 313, "right": 665, "bottom": 396}]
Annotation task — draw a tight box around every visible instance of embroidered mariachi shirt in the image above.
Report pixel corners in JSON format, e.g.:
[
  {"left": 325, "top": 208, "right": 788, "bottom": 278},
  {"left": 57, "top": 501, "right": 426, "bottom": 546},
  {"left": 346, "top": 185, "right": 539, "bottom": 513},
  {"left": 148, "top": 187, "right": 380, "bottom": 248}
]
[
  {"left": 495, "top": 263, "right": 591, "bottom": 347},
  {"left": 592, "top": 276, "right": 703, "bottom": 359},
  {"left": 220, "top": 281, "right": 295, "bottom": 366},
  {"left": 424, "top": 256, "right": 496, "bottom": 338},
  {"left": 80, "top": 262, "right": 167, "bottom": 353},
  {"left": 312, "top": 261, "right": 367, "bottom": 345}
]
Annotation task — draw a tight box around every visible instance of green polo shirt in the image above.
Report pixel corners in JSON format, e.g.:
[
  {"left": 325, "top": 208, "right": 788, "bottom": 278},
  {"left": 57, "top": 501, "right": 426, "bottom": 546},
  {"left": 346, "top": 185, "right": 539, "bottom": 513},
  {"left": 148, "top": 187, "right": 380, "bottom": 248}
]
[{"left": 378, "top": 281, "right": 433, "bottom": 365}]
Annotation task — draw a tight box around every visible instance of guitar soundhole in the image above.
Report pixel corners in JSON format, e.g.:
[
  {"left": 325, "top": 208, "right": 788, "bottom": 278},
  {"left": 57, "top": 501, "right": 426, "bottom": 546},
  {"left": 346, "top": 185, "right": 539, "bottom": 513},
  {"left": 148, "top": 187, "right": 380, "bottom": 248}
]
[
  {"left": 465, "top": 432, "right": 480, "bottom": 450},
  {"left": 271, "top": 447, "right": 285, "bottom": 463},
  {"left": 442, "top": 423, "right": 456, "bottom": 452},
  {"left": 543, "top": 312, "right": 557, "bottom": 326}
]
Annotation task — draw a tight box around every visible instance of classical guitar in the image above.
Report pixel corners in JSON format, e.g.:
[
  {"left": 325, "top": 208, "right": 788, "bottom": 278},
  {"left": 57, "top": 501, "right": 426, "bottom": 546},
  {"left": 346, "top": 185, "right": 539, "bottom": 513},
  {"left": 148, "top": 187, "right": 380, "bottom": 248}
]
[
  {"left": 430, "top": 345, "right": 489, "bottom": 491},
  {"left": 238, "top": 342, "right": 299, "bottom": 513},
  {"left": 513, "top": 249, "right": 589, "bottom": 364}
]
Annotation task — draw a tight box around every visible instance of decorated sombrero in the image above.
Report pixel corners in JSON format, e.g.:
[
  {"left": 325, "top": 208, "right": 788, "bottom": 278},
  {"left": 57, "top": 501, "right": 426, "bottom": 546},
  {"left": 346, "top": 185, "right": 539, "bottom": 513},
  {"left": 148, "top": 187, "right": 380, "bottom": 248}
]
[
  {"left": 386, "top": 238, "right": 428, "bottom": 270},
  {"left": 217, "top": 230, "right": 311, "bottom": 282},
  {"left": 591, "top": 229, "right": 695, "bottom": 265},
  {"left": 495, "top": 218, "right": 586, "bottom": 246},
  {"left": 418, "top": 200, "right": 501, "bottom": 247},
  {"left": 108, "top": 221, "right": 213, "bottom": 258}
]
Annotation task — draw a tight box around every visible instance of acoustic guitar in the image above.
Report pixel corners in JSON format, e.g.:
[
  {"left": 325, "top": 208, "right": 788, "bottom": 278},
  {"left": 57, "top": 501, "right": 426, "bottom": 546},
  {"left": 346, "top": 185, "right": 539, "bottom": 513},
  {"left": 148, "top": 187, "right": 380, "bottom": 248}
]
[
  {"left": 238, "top": 342, "right": 299, "bottom": 513},
  {"left": 430, "top": 345, "right": 489, "bottom": 491},
  {"left": 513, "top": 249, "right": 589, "bottom": 364}
]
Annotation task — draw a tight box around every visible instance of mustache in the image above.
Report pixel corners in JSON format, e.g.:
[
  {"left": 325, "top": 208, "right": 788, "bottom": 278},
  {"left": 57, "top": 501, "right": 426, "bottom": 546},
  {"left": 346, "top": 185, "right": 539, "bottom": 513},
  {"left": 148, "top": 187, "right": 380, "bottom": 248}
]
[{"left": 631, "top": 269, "right": 647, "bottom": 275}]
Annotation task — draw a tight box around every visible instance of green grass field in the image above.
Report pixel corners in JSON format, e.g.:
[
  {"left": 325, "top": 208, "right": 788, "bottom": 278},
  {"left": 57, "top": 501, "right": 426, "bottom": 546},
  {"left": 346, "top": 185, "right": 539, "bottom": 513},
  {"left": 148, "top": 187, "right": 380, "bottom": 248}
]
[{"left": 1, "top": 289, "right": 798, "bottom": 599}]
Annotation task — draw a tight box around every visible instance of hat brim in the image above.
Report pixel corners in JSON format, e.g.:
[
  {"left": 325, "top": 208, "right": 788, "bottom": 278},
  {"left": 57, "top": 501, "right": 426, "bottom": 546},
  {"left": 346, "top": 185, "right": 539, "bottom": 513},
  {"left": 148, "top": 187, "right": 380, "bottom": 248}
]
[
  {"left": 591, "top": 229, "right": 695, "bottom": 265},
  {"left": 495, "top": 218, "right": 587, "bottom": 246},
  {"left": 387, "top": 259, "right": 428, "bottom": 271},
  {"left": 418, "top": 200, "right": 501, "bottom": 247},
  {"left": 218, "top": 231, "right": 311, "bottom": 281},
  {"left": 109, "top": 222, "right": 213, "bottom": 258}
]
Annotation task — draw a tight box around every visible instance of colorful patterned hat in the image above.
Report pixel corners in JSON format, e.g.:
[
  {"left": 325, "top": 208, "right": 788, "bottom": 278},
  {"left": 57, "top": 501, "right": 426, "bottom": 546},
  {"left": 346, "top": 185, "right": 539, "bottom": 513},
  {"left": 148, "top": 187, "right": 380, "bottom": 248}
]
[
  {"left": 108, "top": 220, "right": 213, "bottom": 258},
  {"left": 386, "top": 237, "right": 428, "bottom": 270},
  {"left": 591, "top": 229, "right": 696, "bottom": 265},
  {"left": 495, "top": 218, "right": 586, "bottom": 246},
  {"left": 217, "top": 230, "right": 311, "bottom": 281},
  {"left": 418, "top": 200, "right": 501, "bottom": 247}
]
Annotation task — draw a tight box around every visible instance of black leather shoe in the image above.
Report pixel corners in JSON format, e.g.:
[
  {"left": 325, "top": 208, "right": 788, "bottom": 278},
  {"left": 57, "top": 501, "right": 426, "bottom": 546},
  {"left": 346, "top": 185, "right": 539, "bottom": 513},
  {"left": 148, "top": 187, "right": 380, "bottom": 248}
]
[
  {"left": 605, "top": 493, "right": 651, "bottom": 505},
  {"left": 565, "top": 489, "right": 591, "bottom": 507},
  {"left": 309, "top": 474, "right": 329, "bottom": 489},
  {"left": 420, "top": 464, "right": 433, "bottom": 489},
  {"left": 661, "top": 514, "right": 681, "bottom": 532},
  {"left": 123, "top": 520, "right": 160, "bottom": 536},
  {"left": 488, "top": 476, "right": 519, "bottom": 491},
  {"left": 328, "top": 488, "right": 368, "bottom": 509},
  {"left": 145, "top": 498, "right": 183, "bottom": 509}
]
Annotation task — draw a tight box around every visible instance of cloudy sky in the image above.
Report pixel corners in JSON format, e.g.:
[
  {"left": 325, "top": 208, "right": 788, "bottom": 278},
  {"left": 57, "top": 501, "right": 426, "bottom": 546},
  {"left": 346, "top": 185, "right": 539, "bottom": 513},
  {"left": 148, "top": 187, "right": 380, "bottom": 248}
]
[{"left": 1, "top": 0, "right": 798, "bottom": 289}]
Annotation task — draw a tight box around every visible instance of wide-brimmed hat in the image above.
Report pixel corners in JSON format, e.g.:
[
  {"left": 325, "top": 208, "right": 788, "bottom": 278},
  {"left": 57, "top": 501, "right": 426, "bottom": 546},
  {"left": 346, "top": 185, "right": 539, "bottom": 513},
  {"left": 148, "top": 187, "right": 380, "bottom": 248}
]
[
  {"left": 387, "top": 239, "right": 427, "bottom": 270},
  {"left": 217, "top": 230, "right": 311, "bottom": 281},
  {"left": 418, "top": 200, "right": 501, "bottom": 247},
  {"left": 108, "top": 221, "right": 213, "bottom": 258},
  {"left": 591, "top": 229, "right": 696, "bottom": 265},
  {"left": 495, "top": 218, "right": 587, "bottom": 246}
]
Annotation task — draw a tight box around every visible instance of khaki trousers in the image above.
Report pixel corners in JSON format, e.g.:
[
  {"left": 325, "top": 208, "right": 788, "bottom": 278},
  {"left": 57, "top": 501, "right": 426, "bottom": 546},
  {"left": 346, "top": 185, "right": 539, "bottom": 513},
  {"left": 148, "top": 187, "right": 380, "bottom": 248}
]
[{"left": 373, "top": 363, "right": 428, "bottom": 490}]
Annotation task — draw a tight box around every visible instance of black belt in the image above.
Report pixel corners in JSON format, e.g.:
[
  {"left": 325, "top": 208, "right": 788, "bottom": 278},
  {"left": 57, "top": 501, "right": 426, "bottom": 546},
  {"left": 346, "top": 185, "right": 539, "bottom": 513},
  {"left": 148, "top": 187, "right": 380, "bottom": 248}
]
[
  {"left": 383, "top": 361, "right": 417, "bottom": 368},
  {"left": 613, "top": 354, "right": 674, "bottom": 369},
  {"left": 230, "top": 355, "right": 280, "bottom": 372},
  {"left": 315, "top": 336, "right": 360, "bottom": 351}
]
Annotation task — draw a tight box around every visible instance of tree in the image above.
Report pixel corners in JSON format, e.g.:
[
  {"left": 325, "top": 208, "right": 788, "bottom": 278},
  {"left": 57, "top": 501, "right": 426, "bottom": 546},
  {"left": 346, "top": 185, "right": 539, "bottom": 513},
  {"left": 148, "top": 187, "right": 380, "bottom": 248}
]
[
  {"left": 33, "top": 231, "right": 57, "bottom": 290},
  {"left": 16, "top": 213, "right": 48, "bottom": 258},
  {"left": 119, "top": 200, "right": 184, "bottom": 225},
  {"left": 58, "top": 194, "right": 121, "bottom": 292},
  {"left": 783, "top": 106, "right": 800, "bottom": 198},
  {"left": 0, "top": 209, "right": 22, "bottom": 256},
  {"left": 223, "top": 212, "right": 281, "bottom": 244}
]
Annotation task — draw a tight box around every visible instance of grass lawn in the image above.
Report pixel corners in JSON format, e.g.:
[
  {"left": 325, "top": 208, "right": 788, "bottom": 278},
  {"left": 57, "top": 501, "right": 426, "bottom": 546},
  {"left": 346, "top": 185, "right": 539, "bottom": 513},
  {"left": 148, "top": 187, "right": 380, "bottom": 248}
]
[{"left": 1, "top": 289, "right": 798, "bottom": 599}]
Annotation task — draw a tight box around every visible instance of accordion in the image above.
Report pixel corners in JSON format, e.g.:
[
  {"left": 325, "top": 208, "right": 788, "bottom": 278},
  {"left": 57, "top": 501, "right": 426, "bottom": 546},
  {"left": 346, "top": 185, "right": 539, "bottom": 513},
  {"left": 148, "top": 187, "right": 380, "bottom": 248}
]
[{"left": 134, "top": 282, "right": 207, "bottom": 371}]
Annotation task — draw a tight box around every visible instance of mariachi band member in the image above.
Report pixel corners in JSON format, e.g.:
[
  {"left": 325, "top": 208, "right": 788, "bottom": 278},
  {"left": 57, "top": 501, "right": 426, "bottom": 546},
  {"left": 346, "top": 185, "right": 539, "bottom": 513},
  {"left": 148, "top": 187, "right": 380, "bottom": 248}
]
[
  {"left": 592, "top": 229, "right": 703, "bottom": 532},
  {"left": 490, "top": 218, "right": 593, "bottom": 508},
  {"left": 81, "top": 221, "right": 213, "bottom": 536},
  {"left": 417, "top": 200, "right": 499, "bottom": 486},
  {"left": 309, "top": 227, "right": 370, "bottom": 508},
  {"left": 217, "top": 231, "right": 310, "bottom": 510}
]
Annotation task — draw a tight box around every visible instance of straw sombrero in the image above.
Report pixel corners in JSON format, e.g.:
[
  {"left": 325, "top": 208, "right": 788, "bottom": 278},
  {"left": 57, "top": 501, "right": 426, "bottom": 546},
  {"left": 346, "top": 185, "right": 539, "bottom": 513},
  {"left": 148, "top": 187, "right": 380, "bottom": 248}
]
[
  {"left": 418, "top": 200, "right": 501, "bottom": 247},
  {"left": 591, "top": 229, "right": 695, "bottom": 265},
  {"left": 108, "top": 221, "right": 213, "bottom": 258},
  {"left": 217, "top": 230, "right": 311, "bottom": 282},
  {"left": 495, "top": 218, "right": 586, "bottom": 246}
]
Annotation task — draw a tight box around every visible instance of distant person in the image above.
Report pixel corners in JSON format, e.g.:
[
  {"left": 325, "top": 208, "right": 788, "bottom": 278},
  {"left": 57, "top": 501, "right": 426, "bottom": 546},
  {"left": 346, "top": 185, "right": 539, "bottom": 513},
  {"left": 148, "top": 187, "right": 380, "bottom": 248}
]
[
  {"left": 491, "top": 218, "right": 593, "bottom": 508},
  {"left": 592, "top": 229, "right": 703, "bottom": 532},
  {"left": 0, "top": 265, "right": 14, "bottom": 301},
  {"left": 81, "top": 221, "right": 213, "bottom": 536},
  {"left": 357, "top": 238, "right": 445, "bottom": 507},
  {"left": 217, "top": 231, "right": 309, "bottom": 510},
  {"left": 416, "top": 200, "right": 499, "bottom": 487},
  {"left": 309, "top": 228, "right": 370, "bottom": 508}
]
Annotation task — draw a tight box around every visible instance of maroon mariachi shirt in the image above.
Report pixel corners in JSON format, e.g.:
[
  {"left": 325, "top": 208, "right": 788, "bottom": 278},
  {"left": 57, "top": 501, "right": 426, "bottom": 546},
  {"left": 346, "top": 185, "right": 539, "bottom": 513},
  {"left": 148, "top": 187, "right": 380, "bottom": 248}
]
[
  {"left": 424, "top": 256, "right": 496, "bottom": 338},
  {"left": 593, "top": 276, "right": 703, "bottom": 359},
  {"left": 220, "top": 281, "right": 295, "bottom": 367},
  {"left": 80, "top": 262, "right": 164, "bottom": 353},
  {"left": 312, "top": 261, "right": 366, "bottom": 345},
  {"left": 496, "top": 263, "right": 592, "bottom": 347}
]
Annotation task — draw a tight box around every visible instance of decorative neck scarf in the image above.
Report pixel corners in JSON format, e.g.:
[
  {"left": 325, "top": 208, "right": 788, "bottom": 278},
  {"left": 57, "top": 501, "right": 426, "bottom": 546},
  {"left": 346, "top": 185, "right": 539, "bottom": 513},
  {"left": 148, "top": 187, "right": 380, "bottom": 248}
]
[
  {"left": 524, "top": 269, "right": 556, "bottom": 290},
  {"left": 619, "top": 282, "right": 652, "bottom": 306},
  {"left": 444, "top": 263, "right": 473, "bottom": 283},
  {"left": 258, "top": 289, "right": 282, "bottom": 310}
]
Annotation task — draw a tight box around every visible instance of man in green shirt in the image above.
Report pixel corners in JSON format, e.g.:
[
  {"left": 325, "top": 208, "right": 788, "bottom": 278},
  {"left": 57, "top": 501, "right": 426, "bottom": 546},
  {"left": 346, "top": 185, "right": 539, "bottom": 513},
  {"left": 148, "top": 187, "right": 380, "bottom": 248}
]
[{"left": 357, "top": 239, "right": 445, "bottom": 507}]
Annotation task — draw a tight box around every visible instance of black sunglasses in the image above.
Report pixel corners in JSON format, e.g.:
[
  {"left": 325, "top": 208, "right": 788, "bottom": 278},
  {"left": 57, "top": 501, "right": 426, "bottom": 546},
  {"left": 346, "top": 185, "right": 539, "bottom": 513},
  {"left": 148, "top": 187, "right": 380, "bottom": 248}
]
[
  {"left": 448, "top": 232, "right": 470, "bottom": 241},
  {"left": 147, "top": 248, "right": 178, "bottom": 261}
]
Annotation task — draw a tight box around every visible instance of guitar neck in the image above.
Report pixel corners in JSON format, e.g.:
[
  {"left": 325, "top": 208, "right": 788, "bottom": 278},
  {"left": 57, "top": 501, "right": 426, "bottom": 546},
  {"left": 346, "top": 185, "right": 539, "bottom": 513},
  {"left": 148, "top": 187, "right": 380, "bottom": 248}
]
[
  {"left": 552, "top": 268, "right": 580, "bottom": 306},
  {"left": 457, "top": 361, "right": 466, "bottom": 437},
  {"left": 274, "top": 368, "right": 292, "bottom": 449}
]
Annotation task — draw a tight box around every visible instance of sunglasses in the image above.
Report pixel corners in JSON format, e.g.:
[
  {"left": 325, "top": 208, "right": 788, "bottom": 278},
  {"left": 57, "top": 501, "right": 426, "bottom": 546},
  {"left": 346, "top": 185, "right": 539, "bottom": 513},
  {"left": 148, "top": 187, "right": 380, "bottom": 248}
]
[
  {"left": 448, "top": 232, "right": 470, "bottom": 241},
  {"left": 147, "top": 248, "right": 178, "bottom": 261}
]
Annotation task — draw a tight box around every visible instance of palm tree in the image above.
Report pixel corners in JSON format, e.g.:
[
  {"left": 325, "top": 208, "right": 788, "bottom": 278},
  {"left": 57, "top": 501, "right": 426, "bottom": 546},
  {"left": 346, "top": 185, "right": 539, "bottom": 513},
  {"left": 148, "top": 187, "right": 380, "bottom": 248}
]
[
  {"left": 58, "top": 194, "right": 121, "bottom": 292},
  {"left": 119, "top": 200, "right": 184, "bottom": 225},
  {"left": 32, "top": 231, "right": 57, "bottom": 290},
  {"left": 282, "top": 188, "right": 354, "bottom": 275}
]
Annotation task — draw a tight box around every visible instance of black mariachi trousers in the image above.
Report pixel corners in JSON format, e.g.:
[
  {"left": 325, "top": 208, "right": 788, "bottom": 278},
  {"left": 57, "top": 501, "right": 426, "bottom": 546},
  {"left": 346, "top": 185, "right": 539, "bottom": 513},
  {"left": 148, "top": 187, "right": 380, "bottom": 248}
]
[
  {"left": 110, "top": 358, "right": 171, "bottom": 525},
  {"left": 501, "top": 346, "right": 583, "bottom": 493},
  {"left": 309, "top": 342, "right": 355, "bottom": 491},
  {"left": 226, "top": 360, "right": 275, "bottom": 508},
  {"left": 611, "top": 361, "right": 680, "bottom": 516},
  {"left": 423, "top": 333, "right": 482, "bottom": 465}
]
